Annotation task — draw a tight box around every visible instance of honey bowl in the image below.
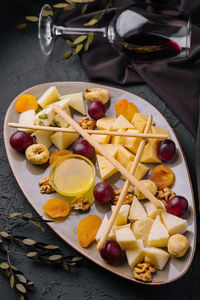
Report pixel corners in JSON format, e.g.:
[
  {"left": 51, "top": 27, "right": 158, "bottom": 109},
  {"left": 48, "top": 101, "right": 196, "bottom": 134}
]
[{"left": 49, "top": 154, "right": 96, "bottom": 197}]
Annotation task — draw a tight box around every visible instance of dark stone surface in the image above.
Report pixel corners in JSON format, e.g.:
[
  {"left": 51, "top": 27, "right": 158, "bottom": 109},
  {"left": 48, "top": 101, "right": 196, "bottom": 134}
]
[{"left": 0, "top": 7, "right": 199, "bottom": 300}]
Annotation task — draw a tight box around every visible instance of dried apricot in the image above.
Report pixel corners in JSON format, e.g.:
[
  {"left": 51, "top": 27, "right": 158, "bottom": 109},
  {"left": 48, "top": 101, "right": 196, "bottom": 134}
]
[
  {"left": 43, "top": 198, "right": 70, "bottom": 219},
  {"left": 115, "top": 99, "right": 138, "bottom": 122},
  {"left": 77, "top": 214, "right": 101, "bottom": 248},
  {"left": 16, "top": 94, "right": 38, "bottom": 113},
  {"left": 152, "top": 165, "right": 174, "bottom": 189},
  {"left": 49, "top": 150, "right": 72, "bottom": 166}
]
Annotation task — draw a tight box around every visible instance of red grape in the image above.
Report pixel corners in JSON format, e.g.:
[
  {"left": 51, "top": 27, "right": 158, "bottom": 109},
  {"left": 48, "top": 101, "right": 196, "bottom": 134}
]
[
  {"left": 100, "top": 239, "right": 122, "bottom": 264},
  {"left": 10, "top": 131, "right": 33, "bottom": 152},
  {"left": 88, "top": 101, "right": 105, "bottom": 120},
  {"left": 93, "top": 182, "right": 114, "bottom": 204},
  {"left": 166, "top": 195, "right": 188, "bottom": 216},
  {"left": 72, "top": 138, "right": 95, "bottom": 160},
  {"left": 158, "top": 139, "right": 176, "bottom": 161}
]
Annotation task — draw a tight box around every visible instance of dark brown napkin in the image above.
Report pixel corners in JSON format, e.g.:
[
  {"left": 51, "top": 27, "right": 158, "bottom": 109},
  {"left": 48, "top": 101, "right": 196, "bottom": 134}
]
[{"left": 59, "top": 0, "right": 200, "bottom": 210}]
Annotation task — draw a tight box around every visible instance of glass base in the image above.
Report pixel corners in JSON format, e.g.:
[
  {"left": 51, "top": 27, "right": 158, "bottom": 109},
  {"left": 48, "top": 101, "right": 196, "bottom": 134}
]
[{"left": 38, "top": 4, "right": 55, "bottom": 55}]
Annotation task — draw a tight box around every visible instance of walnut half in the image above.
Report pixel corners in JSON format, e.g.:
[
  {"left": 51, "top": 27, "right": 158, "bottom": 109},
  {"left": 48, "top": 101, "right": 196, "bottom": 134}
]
[
  {"left": 156, "top": 187, "right": 176, "bottom": 207},
  {"left": 77, "top": 117, "right": 96, "bottom": 130},
  {"left": 38, "top": 177, "right": 55, "bottom": 194},
  {"left": 112, "top": 187, "right": 134, "bottom": 205},
  {"left": 71, "top": 195, "right": 91, "bottom": 212},
  {"left": 133, "top": 263, "right": 156, "bottom": 282}
]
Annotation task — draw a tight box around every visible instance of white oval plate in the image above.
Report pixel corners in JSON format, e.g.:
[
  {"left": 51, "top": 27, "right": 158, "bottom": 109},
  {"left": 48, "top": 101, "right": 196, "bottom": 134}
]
[{"left": 3, "top": 82, "right": 196, "bottom": 285}]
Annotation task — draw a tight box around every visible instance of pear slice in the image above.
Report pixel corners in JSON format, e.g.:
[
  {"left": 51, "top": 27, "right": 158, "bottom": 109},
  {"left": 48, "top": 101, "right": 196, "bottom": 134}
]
[
  {"left": 37, "top": 86, "right": 60, "bottom": 108},
  {"left": 148, "top": 215, "right": 169, "bottom": 247},
  {"left": 144, "top": 247, "right": 170, "bottom": 270},
  {"left": 126, "top": 239, "right": 144, "bottom": 268},
  {"left": 161, "top": 211, "right": 188, "bottom": 235},
  {"left": 129, "top": 196, "right": 147, "bottom": 222}
]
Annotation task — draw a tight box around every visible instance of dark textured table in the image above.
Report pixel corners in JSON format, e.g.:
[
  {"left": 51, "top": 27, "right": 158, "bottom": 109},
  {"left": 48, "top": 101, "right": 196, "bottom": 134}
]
[{"left": 0, "top": 3, "right": 199, "bottom": 300}]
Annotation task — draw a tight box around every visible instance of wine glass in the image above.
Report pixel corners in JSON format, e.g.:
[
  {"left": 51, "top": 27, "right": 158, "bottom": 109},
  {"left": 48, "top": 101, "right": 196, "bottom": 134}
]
[{"left": 38, "top": 3, "right": 191, "bottom": 61}]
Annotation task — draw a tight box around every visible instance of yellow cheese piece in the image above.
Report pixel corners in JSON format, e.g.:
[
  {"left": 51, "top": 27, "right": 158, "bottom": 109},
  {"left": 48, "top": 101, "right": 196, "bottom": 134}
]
[
  {"left": 126, "top": 239, "right": 144, "bottom": 268},
  {"left": 140, "top": 143, "right": 161, "bottom": 163},
  {"left": 95, "top": 144, "right": 120, "bottom": 157},
  {"left": 148, "top": 126, "right": 170, "bottom": 145},
  {"left": 92, "top": 134, "right": 111, "bottom": 144},
  {"left": 95, "top": 215, "right": 115, "bottom": 241},
  {"left": 125, "top": 160, "right": 149, "bottom": 181},
  {"left": 144, "top": 201, "right": 164, "bottom": 219},
  {"left": 144, "top": 247, "right": 170, "bottom": 270},
  {"left": 131, "top": 217, "right": 154, "bottom": 247},
  {"left": 111, "top": 205, "right": 130, "bottom": 226},
  {"left": 117, "top": 146, "right": 135, "bottom": 168},
  {"left": 161, "top": 211, "right": 188, "bottom": 235},
  {"left": 148, "top": 215, "right": 169, "bottom": 247},
  {"left": 131, "top": 113, "right": 154, "bottom": 133},
  {"left": 129, "top": 196, "right": 147, "bottom": 222},
  {"left": 37, "top": 86, "right": 60, "bottom": 108},
  {"left": 96, "top": 117, "right": 116, "bottom": 130},
  {"left": 61, "top": 93, "right": 86, "bottom": 115},
  {"left": 111, "top": 129, "right": 125, "bottom": 145},
  {"left": 96, "top": 154, "right": 118, "bottom": 180},
  {"left": 111, "top": 115, "right": 134, "bottom": 131},
  {"left": 135, "top": 180, "right": 157, "bottom": 200},
  {"left": 50, "top": 130, "right": 79, "bottom": 150},
  {"left": 124, "top": 129, "right": 142, "bottom": 154},
  {"left": 18, "top": 109, "right": 35, "bottom": 132},
  {"left": 114, "top": 225, "right": 137, "bottom": 250}
]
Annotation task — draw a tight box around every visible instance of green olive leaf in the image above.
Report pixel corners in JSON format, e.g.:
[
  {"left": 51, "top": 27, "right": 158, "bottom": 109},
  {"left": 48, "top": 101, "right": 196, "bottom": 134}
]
[
  {"left": 9, "top": 212, "right": 21, "bottom": 218},
  {"left": 53, "top": 3, "right": 69, "bottom": 8},
  {"left": 22, "top": 213, "right": 32, "bottom": 219},
  {"left": 62, "top": 261, "right": 69, "bottom": 271},
  {"left": 66, "top": 40, "right": 75, "bottom": 48},
  {"left": 73, "top": 35, "right": 87, "bottom": 45},
  {"left": 84, "top": 32, "right": 94, "bottom": 51},
  {"left": 48, "top": 254, "right": 62, "bottom": 261},
  {"left": 10, "top": 274, "right": 15, "bottom": 288},
  {"left": 16, "top": 274, "right": 27, "bottom": 284},
  {"left": 75, "top": 43, "right": 83, "bottom": 54},
  {"left": 0, "top": 231, "right": 10, "bottom": 238},
  {"left": 0, "top": 262, "right": 9, "bottom": 269},
  {"left": 16, "top": 24, "right": 27, "bottom": 29},
  {"left": 26, "top": 252, "right": 38, "bottom": 258},
  {"left": 22, "top": 239, "right": 36, "bottom": 246},
  {"left": 25, "top": 16, "right": 38, "bottom": 22},
  {"left": 81, "top": 4, "right": 88, "bottom": 14},
  {"left": 44, "top": 244, "right": 60, "bottom": 250},
  {"left": 61, "top": 51, "right": 72, "bottom": 60}
]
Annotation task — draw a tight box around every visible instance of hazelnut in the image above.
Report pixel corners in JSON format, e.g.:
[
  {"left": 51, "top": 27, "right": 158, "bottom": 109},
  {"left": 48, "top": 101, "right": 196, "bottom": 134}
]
[
  {"left": 167, "top": 234, "right": 189, "bottom": 257},
  {"left": 84, "top": 88, "right": 110, "bottom": 104}
]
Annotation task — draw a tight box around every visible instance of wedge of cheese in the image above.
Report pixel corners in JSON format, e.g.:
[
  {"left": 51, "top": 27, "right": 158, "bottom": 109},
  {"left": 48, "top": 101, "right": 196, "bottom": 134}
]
[
  {"left": 125, "top": 160, "right": 149, "bottom": 181},
  {"left": 148, "top": 215, "right": 169, "bottom": 247},
  {"left": 114, "top": 225, "right": 137, "bottom": 250},
  {"left": 18, "top": 109, "right": 35, "bottom": 132},
  {"left": 96, "top": 154, "right": 118, "bottom": 180},
  {"left": 117, "top": 146, "right": 135, "bottom": 168},
  {"left": 140, "top": 143, "right": 161, "bottom": 163},
  {"left": 95, "top": 144, "right": 120, "bottom": 157},
  {"left": 144, "top": 247, "right": 170, "bottom": 270},
  {"left": 111, "top": 204, "right": 130, "bottom": 226},
  {"left": 111, "top": 115, "right": 134, "bottom": 131},
  {"left": 111, "top": 129, "right": 125, "bottom": 145},
  {"left": 96, "top": 117, "right": 116, "bottom": 130},
  {"left": 92, "top": 134, "right": 111, "bottom": 144},
  {"left": 62, "top": 93, "right": 86, "bottom": 115},
  {"left": 135, "top": 180, "right": 157, "bottom": 200},
  {"left": 131, "top": 217, "right": 154, "bottom": 247},
  {"left": 144, "top": 201, "right": 164, "bottom": 219},
  {"left": 131, "top": 113, "right": 154, "bottom": 133},
  {"left": 161, "top": 211, "right": 188, "bottom": 235},
  {"left": 124, "top": 129, "right": 142, "bottom": 154},
  {"left": 50, "top": 130, "right": 79, "bottom": 150},
  {"left": 126, "top": 239, "right": 144, "bottom": 268},
  {"left": 31, "top": 130, "right": 53, "bottom": 149},
  {"left": 95, "top": 215, "right": 115, "bottom": 241},
  {"left": 37, "top": 86, "right": 60, "bottom": 108},
  {"left": 129, "top": 196, "right": 147, "bottom": 222},
  {"left": 148, "top": 126, "right": 170, "bottom": 145}
]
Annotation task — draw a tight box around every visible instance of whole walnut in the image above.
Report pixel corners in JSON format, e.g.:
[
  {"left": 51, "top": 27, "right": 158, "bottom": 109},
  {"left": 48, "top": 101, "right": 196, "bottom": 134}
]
[{"left": 84, "top": 88, "right": 110, "bottom": 104}]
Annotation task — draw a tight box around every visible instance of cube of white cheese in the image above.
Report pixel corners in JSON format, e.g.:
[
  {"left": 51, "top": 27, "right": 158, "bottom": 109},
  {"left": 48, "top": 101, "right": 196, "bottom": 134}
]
[
  {"left": 18, "top": 109, "right": 35, "bottom": 132},
  {"left": 144, "top": 247, "right": 170, "bottom": 270},
  {"left": 34, "top": 106, "right": 55, "bottom": 126},
  {"left": 148, "top": 215, "right": 169, "bottom": 248},
  {"left": 126, "top": 239, "right": 144, "bottom": 268},
  {"left": 50, "top": 130, "right": 79, "bottom": 150},
  {"left": 111, "top": 204, "right": 130, "bottom": 226},
  {"left": 114, "top": 225, "right": 137, "bottom": 249},
  {"left": 37, "top": 86, "right": 60, "bottom": 108},
  {"left": 161, "top": 211, "right": 188, "bottom": 235},
  {"left": 129, "top": 196, "right": 147, "bottom": 222},
  {"left": 31, "top": 130, "right": 53, "bottom": 149},
  {"left": 95, "top": 215, "right": 115, "bottom": 241}
]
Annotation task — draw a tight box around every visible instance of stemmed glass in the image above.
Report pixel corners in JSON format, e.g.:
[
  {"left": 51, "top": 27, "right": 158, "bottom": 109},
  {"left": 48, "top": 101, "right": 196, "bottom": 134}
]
[{"left": 38, "top": 3, "right": 191, "bottom": 61}]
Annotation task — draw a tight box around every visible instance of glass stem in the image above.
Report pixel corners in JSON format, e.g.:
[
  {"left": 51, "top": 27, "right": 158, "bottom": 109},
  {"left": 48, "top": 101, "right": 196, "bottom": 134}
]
[{"left": 53, "top": 25, "right": 107, "bottom": 37}]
